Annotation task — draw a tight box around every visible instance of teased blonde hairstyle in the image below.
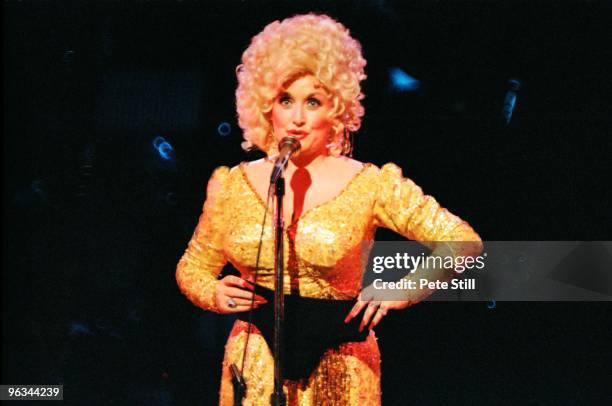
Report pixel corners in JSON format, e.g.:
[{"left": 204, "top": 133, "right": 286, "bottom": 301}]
[{"left": 235, "top": 14, "right": 367, "bottom": 156}]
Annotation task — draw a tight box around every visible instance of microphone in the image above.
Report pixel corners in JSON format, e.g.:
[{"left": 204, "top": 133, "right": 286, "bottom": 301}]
[{"left": 270, "top": 136, "right": 301, "bottom": 183}]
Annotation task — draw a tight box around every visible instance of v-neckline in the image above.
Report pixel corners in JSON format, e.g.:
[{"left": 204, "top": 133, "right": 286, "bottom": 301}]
[{"left": 238, "top": 162, "right": 370, "bottom": 224}]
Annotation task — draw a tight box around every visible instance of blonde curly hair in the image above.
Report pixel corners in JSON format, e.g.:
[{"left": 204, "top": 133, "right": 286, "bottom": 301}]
[{"left": 235, "top": 14, "right": 367, "bottom": 156}]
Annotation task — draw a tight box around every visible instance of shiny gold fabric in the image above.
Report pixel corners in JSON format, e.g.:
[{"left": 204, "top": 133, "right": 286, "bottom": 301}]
[{"left": 176, "top": 162, "right": 481, "bottom": 405}]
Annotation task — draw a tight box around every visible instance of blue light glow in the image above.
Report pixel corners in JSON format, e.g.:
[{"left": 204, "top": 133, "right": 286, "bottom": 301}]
[
  {"left": 69, "top": 322, "right": 93, "bottom": 336},
  {"left": 217, "top": 122, "right": 231, "bottom": 136},
  {"left": 502, "top": 79, "right": 521, "bottom": 125},
  {"left": 158, "top": 142, "right": 174, "bottom": 160},
  {"left": 152, "top": 136, "right": 165, "bottom": 149},
  {"left": 390, "top": 68, "right": 421, "bottom": 92},
  {"left": 152, "top": 135, "right": 174, "bottom": 160}
]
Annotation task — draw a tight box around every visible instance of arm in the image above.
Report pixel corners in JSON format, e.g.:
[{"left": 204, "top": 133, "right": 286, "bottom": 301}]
[
  {"left": 373, "top": 163, "right": 483, "bottom": 303},
  {"left": 176, "top": 167, "right": 230, "bottom": 313},
  {"left": 347, "top": 163, "right": 482, "bottom": 330}
]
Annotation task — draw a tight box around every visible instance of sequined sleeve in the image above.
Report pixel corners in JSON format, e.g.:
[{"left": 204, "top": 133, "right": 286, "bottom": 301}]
[
  {"left": 176, "top": 166, "right": 230, "bottom": 313},
  {"left": 373, "top": 162, "right": 482, "bottom": 251}
]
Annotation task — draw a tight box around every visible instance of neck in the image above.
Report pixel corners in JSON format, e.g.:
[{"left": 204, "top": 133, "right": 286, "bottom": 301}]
[{"left": 287, "top": 152, "right": 331, "bottom": 172}]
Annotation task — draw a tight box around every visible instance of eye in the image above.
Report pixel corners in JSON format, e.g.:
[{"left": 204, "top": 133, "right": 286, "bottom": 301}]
[
  {"left": 306, "top": 97, "right": 322, "bottom": 108},
  {"left": 278, "top": 94, "right": 292, "bottom": 107}
]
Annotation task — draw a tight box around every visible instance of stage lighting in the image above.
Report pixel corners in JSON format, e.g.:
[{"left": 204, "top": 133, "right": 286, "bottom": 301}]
[
  {"left": 69, "top": 322, "right": 93, "bottom": 336},
  {"left": 152, "top": 136, "right": 174, "bottom": 160},
  {"left": 390, "top": 67, "right": 421, "bottom": 92},
  {"left": 502, "top": 79, "right": 521, "bottom": 125},
  {"left": 217, "top": 122, "right": 232, "bottom": 137}
]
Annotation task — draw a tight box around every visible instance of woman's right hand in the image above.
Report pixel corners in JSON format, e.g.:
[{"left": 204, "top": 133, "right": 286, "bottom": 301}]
[{"left": 215, "top": 275, "right": 268, "bottom": 314}]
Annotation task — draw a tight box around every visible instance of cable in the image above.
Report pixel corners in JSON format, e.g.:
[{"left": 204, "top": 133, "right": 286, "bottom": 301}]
[{"left": 238, "top": 181, "right": 274, "bottom": 376}]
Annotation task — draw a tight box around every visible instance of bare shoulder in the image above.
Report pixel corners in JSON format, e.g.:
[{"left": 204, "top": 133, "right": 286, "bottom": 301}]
[
  {"left": 331, "top": 157, "right": 367, "bottom": 175},
  {"left": 239, "top": 158, "right": 274, "bottom": 185},
  {"left": 242, "top": 158, "right": 272, "bottom": 173}
]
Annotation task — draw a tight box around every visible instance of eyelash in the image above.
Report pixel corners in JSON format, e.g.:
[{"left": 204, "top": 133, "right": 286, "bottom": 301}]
[
  {"left": 307, "top": 97, "right": 321, "bottom": 106},
  {"left": 278, "top": 96, "right": 322, "bottom": 107}
]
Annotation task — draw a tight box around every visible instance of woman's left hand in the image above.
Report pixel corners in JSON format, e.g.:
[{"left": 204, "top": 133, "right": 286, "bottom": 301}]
[{"left": 344, "top": 286, "right": 413, "bottom": 331}]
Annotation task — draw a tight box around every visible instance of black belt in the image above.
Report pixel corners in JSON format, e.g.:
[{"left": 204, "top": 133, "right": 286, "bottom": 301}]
[{"left": 236, "top": 285, "right": 368, "bottom": 380}]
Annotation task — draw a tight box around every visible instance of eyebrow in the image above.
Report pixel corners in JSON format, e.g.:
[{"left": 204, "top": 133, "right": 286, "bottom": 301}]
[{"left": 278, "top": 90, "right": 328, "bottom": 98}]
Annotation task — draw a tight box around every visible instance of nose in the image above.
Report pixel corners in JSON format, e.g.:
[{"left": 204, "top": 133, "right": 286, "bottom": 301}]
[{"left": 292, "top": 105, "right": 306, "bottom": 126}]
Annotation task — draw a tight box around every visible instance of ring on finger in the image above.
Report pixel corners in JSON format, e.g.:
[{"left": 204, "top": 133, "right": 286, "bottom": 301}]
[{"left": 227, "top": 298, "right": 237, "bottom": 308}]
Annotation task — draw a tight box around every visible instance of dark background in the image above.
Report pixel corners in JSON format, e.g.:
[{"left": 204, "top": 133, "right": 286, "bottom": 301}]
[{"left": 3, "top": 0, "right": 611, "bottom": 404}]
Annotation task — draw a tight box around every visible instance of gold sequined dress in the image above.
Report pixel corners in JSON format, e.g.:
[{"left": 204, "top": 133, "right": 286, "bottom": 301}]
[{"left": 176, "top": 162, "right": 481, "bottom": 405}]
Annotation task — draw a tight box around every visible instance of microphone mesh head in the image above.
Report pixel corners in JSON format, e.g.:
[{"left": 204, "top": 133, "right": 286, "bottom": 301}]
[{"left": 278, "top": 136, "right": 301, "bottom": 153}]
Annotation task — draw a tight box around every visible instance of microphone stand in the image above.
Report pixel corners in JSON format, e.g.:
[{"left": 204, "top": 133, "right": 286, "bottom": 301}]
[
  {"left": 271, "top": 175, "right": 286, "bottom": 406},
  {"left": 268, "top": 136, "right": 298, "bottom": 405}
]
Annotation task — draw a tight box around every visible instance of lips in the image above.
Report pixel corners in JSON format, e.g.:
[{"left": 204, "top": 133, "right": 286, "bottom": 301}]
[{"left": 287, "top": 130, "right": 308, "bottom": 139}]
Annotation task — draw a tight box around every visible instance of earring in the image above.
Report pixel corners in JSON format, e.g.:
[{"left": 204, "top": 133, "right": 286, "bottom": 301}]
[
  {"left": 266, "top": 128, "right": 279, "bottom": 157},
  {"left": 326, "top": 130, "right": 344, "bottom": 157},
  {"left": 342, "top": 128, "right": 354, "bottom": 157},
  {"left": 326, "top": 134, "right": 335, "bottom": 150}
]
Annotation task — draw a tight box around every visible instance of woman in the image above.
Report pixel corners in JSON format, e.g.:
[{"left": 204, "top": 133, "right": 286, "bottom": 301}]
[{"left": 176, "top": 14, "right": 481, "bottom": 405}]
